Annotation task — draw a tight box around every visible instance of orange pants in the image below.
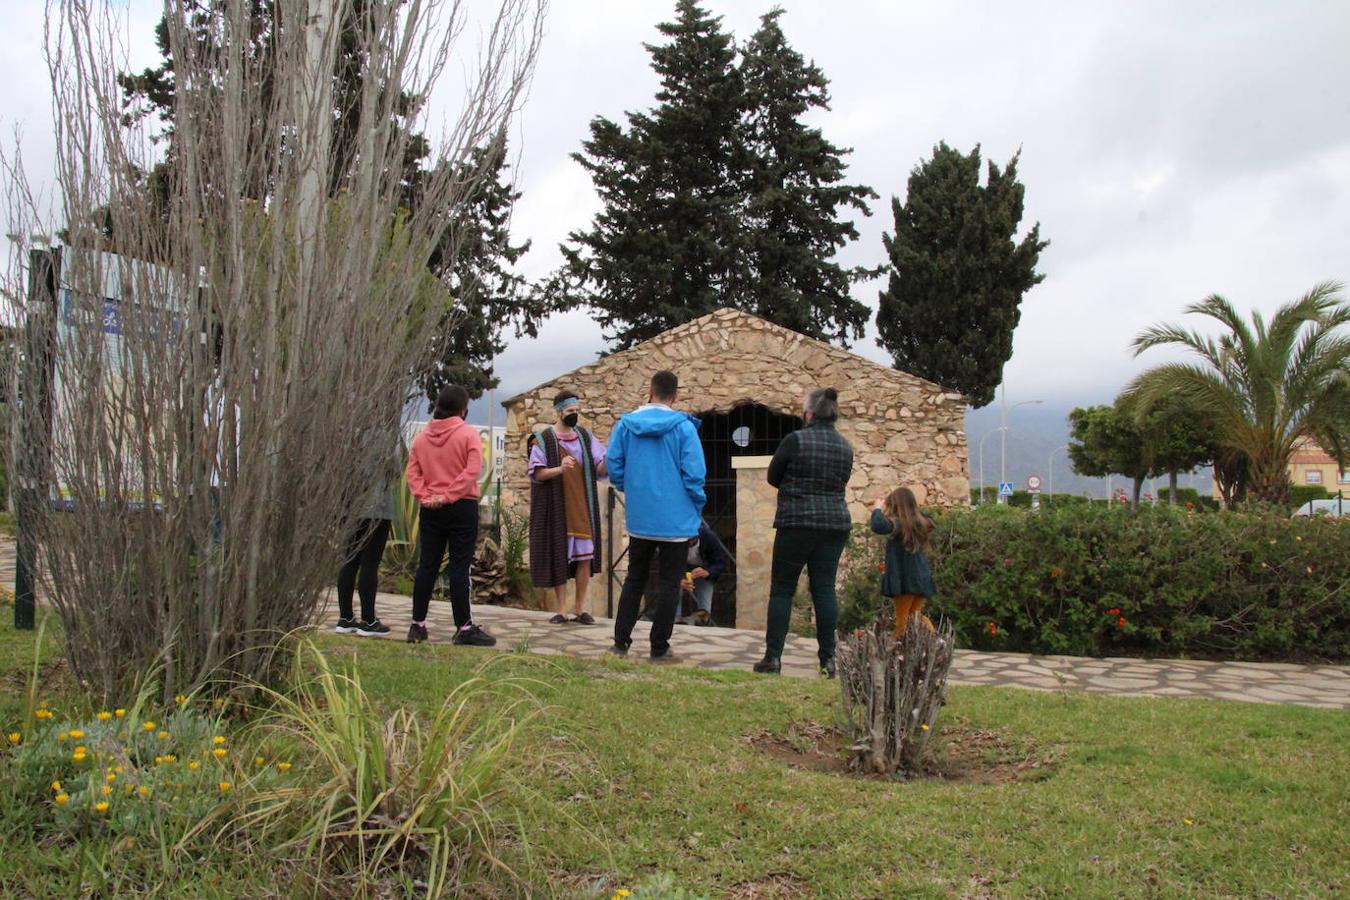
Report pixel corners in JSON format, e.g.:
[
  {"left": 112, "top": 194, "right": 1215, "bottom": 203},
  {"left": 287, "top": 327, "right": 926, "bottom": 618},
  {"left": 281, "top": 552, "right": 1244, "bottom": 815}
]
[{"left": 892, "top": 594, "right": 934, "bottom": 637}]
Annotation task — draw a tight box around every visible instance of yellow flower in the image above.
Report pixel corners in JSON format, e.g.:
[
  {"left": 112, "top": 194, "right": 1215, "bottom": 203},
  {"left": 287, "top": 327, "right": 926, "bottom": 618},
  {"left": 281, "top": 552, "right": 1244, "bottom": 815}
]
[
  {"left": 162, "top": 754, "right": 176, "bottom": 764},
  {"left": 57, "top": 732, "right": 68, "bottom": 742},
  {"left": 255, "top": 756, "right": 265, "bottom": 766},
  {"left": 919, "top": 724, "right": 930, "bottom": 731},
  {"left": 174, "top": 695, "right": 187, "bottom": 705},
  {"left": 100, "top": 785, "right": 113, "bottom": 797},
  {"left": 143, "top": 721, "right": 156, "bottom": 731},
  {"left": 97, "top": 711, "right": 111, "bottom": 721},
  {"left": 212, "top": 748, "right": 227, "bottom": 759},
  {"left": 94, "top": 801, "right": 109, "bottom": 813},
  {"left": 218, "top": 781, "right": 232, "bottom": 792},
  {"left": 34, "top": 709, "right": 52, "bottom": 720},
  {"left": 1183, "top": 818, "right": 1194, "bottom": 826},
  {"left": 114, "top": 709, "right": 125, "bottom": 718},
  {"left": 154, "top": 756, "right": 164, "bottom": 765},
  {"left": 157, "top": 731, "right": 169, "bottom": 740},
  {"left": 188, "top": 761, "right": 200, "bottom": 771},
  {"left": 50, "top": 781, "right": 61, "bottom": 792},
  {"left": 211, "top": 736, "right": 226, "bottom": 745},
  {"left": 138, "top": 786, "right": 151, "bottom": 798},
  {"left": 113, "top": 765, "right": 124, "bottom": 774},
  {"left": 68, "top": 729, "right": 84, "bottom": 740},
  {"left": 277, "top": 762, "right": 291, "bottom": 772},
  {"left": 5, "top": 732, "right": 18, "bottom": 745},
  {"left": 54, "top": 793, "right": 69, "bottom": 806},
  {"left": 213, "top": 698, "right": 225, "bottom": 708},
  {"left": 613, "top": 891, "right": 632, "bottom": 899},
  {"left": 106, "top": 773, "right": 116, "bottom": 783}
]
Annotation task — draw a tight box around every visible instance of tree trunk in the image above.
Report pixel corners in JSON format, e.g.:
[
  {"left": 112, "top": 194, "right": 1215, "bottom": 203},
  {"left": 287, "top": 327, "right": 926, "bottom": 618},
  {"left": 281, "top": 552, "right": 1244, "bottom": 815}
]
[
  {"left": 1168, "top": 470, "right": 1178, "bottom": 505},
  {"left": 1131, "top": 476, "right": 1144, "bottom": 510}
]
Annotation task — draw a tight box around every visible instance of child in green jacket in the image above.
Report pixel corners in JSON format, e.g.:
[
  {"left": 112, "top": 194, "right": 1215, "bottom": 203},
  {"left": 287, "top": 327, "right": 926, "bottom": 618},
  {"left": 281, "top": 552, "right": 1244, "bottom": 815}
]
[{"left": 870, "top": 487, "right": 936, "bottom": 637}]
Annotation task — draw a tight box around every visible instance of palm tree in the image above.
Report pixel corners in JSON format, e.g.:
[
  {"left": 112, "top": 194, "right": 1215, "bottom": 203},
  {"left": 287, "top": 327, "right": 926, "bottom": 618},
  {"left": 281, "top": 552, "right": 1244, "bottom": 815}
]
[{"left": 1123, "top": 282, "right": 1350, "bottom": 505}]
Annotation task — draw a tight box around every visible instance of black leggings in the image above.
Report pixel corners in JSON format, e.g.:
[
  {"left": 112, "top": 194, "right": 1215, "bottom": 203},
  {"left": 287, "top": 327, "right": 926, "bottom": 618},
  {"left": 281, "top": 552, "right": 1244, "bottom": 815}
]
[
  {"left": 337, "top": 518, "right": 391, "bottom": 623},
  {"left": 412, "top": 499, "right": 479, "bottom": 627}
]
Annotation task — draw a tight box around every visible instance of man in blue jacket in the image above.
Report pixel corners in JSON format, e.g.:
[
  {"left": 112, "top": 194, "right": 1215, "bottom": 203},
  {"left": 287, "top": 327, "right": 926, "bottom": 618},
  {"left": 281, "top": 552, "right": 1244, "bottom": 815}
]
[{"left": 606, "top": 370, "right": 706, "bottom": 661}]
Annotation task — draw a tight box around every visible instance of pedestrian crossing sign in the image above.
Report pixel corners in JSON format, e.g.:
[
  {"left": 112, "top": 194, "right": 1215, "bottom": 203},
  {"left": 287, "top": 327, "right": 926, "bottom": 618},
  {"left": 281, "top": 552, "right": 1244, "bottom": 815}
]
[{"left": 998, "top": 482, "right": 1014, "bottom": 496}]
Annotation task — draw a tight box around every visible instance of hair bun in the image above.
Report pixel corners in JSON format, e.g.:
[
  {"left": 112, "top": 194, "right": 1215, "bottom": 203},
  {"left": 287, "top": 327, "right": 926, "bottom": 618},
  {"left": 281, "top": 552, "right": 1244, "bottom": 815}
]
[{"left": 824, "top": 388, "right": 838, "bottom": 401}]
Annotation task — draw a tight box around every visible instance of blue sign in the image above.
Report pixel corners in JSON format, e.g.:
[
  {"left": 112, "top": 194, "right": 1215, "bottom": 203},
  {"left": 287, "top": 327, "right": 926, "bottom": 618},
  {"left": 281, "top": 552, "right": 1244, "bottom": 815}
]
[{"left": 998, "top": 482, "right": 1015, "bottom": 496}]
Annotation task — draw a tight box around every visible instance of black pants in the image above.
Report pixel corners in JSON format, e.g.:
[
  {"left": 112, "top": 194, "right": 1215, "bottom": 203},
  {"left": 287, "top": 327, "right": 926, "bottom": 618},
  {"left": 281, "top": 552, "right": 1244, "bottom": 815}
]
[
  {"left": 615, "top": 537, "right": 686, "bottom": 655},
  {"left": 337, "top": 518, "right": 391, "bottom": 622},
  {"left": 412, "top": 499, "right": 478, "bottom": 628},
  {"left": 765, "top": 527, "right": 849, "bottom": 663}
]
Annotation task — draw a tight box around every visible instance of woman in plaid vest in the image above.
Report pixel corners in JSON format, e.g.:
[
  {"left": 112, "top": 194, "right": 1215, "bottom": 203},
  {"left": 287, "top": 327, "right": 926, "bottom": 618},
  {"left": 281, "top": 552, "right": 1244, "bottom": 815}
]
[{"left": 754, "top": 387, "right": 854, "bottom": 677}]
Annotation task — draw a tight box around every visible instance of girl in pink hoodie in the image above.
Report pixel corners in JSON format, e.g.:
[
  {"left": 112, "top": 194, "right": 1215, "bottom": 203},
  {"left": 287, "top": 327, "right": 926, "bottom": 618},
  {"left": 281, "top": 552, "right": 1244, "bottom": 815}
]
[{"left": 405, "top": 385, "right": 496, "bottom": 647}]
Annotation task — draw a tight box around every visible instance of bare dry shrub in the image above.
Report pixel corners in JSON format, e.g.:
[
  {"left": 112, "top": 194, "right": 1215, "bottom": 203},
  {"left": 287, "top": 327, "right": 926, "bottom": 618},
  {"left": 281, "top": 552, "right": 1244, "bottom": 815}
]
[
  {"left": 837, "top": 611, "right": 955, "bottom": 775},
  {"left": 1, "top": 0, "right": 543, "bottom": 701}
]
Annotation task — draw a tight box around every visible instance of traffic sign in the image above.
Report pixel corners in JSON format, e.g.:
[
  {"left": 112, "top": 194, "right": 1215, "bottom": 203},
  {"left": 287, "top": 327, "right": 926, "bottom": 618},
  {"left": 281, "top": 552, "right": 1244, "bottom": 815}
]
[
  {"left": 998, "top": 482, "right": 1015, "bottom": 497},
  {"left": 1027, "top": 475, "right": 1042, "bottom": 492}
]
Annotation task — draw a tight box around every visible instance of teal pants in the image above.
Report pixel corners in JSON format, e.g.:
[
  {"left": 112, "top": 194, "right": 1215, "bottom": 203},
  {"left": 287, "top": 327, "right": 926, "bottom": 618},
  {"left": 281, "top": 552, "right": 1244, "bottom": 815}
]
[{"left": 764, "top": 527, "right": 850, "bottom": 662}]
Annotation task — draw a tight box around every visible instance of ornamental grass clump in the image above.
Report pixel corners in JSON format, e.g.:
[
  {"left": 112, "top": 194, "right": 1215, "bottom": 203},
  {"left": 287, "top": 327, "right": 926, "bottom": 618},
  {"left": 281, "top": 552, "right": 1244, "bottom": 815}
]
[
  {"left": 242, "top": 641, "right": 545, "bottom": 895},
  {"left": 837, "top": 611, "right": 955, "bottom": 776}
]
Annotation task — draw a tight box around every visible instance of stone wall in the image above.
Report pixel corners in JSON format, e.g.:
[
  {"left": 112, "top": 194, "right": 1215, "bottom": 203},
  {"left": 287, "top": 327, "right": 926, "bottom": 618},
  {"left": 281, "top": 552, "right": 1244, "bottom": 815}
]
[
  {"left": 732, "top": 456, "right": 777, "bottom": 630},
  {"left": 499, "top": 308, "right": 969, "bottom": 619}
]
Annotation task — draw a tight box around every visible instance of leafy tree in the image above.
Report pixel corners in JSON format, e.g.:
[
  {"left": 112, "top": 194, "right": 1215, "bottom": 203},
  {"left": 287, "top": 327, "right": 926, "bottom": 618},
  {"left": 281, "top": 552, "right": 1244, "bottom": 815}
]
[
  {"left": 1124, "top": 283, "right": 1350, "bottom": 505},
  {"left": 1136, "top": 393, "right": 1218, "bottom": 505},
  {"left": 560, "top": 1, "right": 875, "bottom": 350},
  {"left": 876, "top": 142, "right": 1047, "bottom": 407},
  {"left": 735, "top": 8, "right": 876, "bottom": 343},
  {"left": 1068, "top": 403, "right": 1154, "bottom": 508},
  {"left": 420, "top": 138, "right": 534, "bottom": 404}
]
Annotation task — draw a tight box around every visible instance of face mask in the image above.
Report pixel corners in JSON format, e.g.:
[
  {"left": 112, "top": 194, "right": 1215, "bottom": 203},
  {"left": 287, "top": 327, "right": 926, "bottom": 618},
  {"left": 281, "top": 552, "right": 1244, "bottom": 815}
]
[{"left": 562, "top": 412, "right": 579, "bottom": 428}]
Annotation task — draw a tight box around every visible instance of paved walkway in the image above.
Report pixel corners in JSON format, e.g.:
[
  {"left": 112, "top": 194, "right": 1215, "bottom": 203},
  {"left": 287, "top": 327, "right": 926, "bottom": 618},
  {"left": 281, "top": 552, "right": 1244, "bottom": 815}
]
[
  {"left": 319, "top": 593, "right": 1350, "bottom": 710},
  {"left": 4, "top": 534, "right": 1345, "bottom": 710}
]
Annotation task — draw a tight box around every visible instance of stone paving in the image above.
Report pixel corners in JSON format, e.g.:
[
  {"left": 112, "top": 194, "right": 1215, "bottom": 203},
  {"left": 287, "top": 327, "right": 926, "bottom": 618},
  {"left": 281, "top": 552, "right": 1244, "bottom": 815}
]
[
  {"left": 319, "top": 592, "right": 1350, "bottom": 711},
  {"left": 4, "top": 535, "right": 1346, "bottom": 710}
]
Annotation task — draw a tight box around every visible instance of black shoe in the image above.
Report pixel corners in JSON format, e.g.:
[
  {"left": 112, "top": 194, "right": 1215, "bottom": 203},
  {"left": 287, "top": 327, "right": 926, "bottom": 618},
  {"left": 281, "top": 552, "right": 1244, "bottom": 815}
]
[
  {"left": 571, "top": 612, "right": 596, "bottom": 626},
  {"left": 606, "top": 642, "right": 629, "bottom": 657},
  {"left": 406, "top": 623, "right": 428, "bottom": 644},
  {"left": 453, "top": 623, "right": 497, "bottom": 647},
  {"left": 548, "top": 613, "right": 569, "bottom": 625},
  {"left": 335, "top": 618, "right": 359, "bottom": 635},
  {"left": 357, "top": 620, "right": 390, "bottom": 637},
  {"left": 753, "top": 655, "right": 781, "bottom": 675},
  {"left": 649, "top": 648, "right": 678, "bottom": 664},
  {"left": 820, "top": 657, "right": 836, "bottom": 679}
]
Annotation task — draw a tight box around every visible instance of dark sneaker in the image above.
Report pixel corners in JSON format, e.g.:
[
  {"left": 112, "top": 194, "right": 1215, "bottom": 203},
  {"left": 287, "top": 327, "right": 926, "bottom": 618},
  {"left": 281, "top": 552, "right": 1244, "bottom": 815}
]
[
  {"left": 357, "top": 620, "right": 391, "bottom": 637},
  {"left": 648, "top": 648, "right": 679, "bottom": 664},
  {"left": 693, "top": 610, "right": 711, "bottom": 626},
  {"left": 820, "top": 657, "right": 836, "bottom": 679},
  {"left": 452, "top": 623, "right": 497, "bottom": 647},
  {"left": 606, "top": 642, "right": 629, "bottom": 657},
  {"left": 571, "top": 612, "right": 596, "bottom": 626},
  {"left": 752, "top": 655, "right": 781, "bottom": 675},
  {"left": 406, "top": 623, "right": 428, "bottom": 644},
  {"left": 335, "top": 618, "right": 359, "bottom": 635},
  {"left": 548, "top": 613, "right": 569, "bottom": 625}
]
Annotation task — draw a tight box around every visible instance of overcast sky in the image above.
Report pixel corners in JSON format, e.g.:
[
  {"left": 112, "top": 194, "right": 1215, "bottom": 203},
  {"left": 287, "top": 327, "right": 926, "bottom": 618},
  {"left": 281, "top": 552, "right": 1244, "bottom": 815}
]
[{"left": 4, "top": 0, "right": 1349, "bottom": 417}]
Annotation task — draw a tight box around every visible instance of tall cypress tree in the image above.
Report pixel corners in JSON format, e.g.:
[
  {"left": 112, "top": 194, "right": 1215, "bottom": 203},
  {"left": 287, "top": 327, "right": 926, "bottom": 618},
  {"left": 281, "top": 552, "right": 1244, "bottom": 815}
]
[
  {"left": 876, "top": 142, "right": 1047, "bottom": 407},
  {"left": 561, "top": 1, "right": 875, "bottom": 350},
  {"left": 737, "top": 9, "right": 876, "bottom": 345},
  {"left": 561, "top": 0, "right": 743, "bottom": 351}
]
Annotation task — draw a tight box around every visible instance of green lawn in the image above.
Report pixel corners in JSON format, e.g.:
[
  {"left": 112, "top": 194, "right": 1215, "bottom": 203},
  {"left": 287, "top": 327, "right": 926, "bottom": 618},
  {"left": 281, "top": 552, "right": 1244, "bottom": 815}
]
[{"left": 2, "top": 616, "right": 1347, "bottom": 898}]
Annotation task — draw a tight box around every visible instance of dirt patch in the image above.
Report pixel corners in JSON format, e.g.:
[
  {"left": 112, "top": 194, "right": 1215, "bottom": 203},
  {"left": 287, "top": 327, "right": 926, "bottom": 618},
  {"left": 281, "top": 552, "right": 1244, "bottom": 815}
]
[
  {"left": 3, "top": 656, "right": 72, "bottom": 698},
  {"left": 747, "top": 718, "right": 1058, "bottom": 784},
  {"left": 728, "top": 872, "right": 814, "bottom": 899}
]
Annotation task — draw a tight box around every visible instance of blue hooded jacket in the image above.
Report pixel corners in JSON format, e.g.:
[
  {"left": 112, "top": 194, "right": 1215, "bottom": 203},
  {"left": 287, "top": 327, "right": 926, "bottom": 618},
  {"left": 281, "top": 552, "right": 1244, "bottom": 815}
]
[{"left": 606, "top": 404, "right": 706, "bottom": 539}]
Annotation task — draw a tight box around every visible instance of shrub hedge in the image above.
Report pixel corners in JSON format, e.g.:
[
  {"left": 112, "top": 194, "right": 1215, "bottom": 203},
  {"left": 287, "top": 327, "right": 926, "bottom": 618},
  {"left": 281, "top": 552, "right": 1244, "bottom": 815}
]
[{"left": 837, "top": 504, "right": 1350, "bottom": 662}]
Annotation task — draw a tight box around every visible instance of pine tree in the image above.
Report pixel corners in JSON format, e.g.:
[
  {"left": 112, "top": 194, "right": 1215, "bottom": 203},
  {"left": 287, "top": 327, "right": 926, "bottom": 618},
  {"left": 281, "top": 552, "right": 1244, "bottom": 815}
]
[
  {"left": 561, "top": 1, "right": 875, "bottom": 350},
  {"left": 737, "top": 8, "right": 876, "bottom": 344},
  {"left": 420, "top": 138, "right": 534, "bottom": 403},
  {"left": 560, "top": 0, "right": 743, "bottom": 351},
  {"left": 876, "top": 142, "right": 1047, "bottom": 407}
]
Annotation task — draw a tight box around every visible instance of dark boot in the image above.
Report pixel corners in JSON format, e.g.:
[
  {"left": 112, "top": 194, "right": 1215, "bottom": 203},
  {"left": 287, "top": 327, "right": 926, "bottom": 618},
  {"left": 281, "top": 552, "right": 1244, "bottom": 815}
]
[
  {"left": 752, "top": 655, "right": 781, "bottom": 675},
  {"left": 820, "top": 656, "right": 836, "bottom": 679}
]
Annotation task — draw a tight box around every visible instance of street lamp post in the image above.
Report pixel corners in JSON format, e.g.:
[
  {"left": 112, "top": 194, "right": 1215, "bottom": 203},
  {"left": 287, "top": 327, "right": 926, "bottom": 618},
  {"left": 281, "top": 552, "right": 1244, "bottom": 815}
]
[
  {"left": 1049, "top": 443, "right": 1069, "bottom": 499},
  {"left": 999, "top": 384, "right": 1043, "bottom": 504},
  {"left": 977, "top": 427, "right": 1006, "bottom": 506}
]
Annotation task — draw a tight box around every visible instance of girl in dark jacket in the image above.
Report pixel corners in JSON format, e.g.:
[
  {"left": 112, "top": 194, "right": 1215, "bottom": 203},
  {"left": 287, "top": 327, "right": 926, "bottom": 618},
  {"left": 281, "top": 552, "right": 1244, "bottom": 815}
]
[{"left": 870, "top": 487, "right": 936, "bottom": 637}]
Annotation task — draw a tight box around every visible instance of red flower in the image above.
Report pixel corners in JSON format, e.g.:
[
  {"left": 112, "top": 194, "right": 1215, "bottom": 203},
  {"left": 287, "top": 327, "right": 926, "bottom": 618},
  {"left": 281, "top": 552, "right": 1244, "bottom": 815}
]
[
  {"left": 877, "top": 563, "right": 886, "bottom": 573},
  {"left": 1108, "top": 608, "right": 1121, "bottom": 616},
  {"left": 1116, "top": 617, "right": 1127, "bottom": 628},
  {"left": 986, "top": 622, "right": 999, "bottom": 636},
  {"left": 1049, "top": 567, "right": 1063, "bottom": 579}
]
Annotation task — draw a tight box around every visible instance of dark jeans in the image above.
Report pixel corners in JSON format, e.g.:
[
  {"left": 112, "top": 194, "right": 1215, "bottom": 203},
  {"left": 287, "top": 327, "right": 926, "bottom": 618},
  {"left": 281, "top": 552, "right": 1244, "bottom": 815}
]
[
  {"left": 615, "top": 537, "right": 686, "bottom": 655},
  {"left": 764, "top": 527, "right": 850, "bottom": 662},
  {"left": 337, "top": 518, "right": 390, "bottom": 622},
  {"left": 412, "top": 499, "right": 478, "bottom": 628}
]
